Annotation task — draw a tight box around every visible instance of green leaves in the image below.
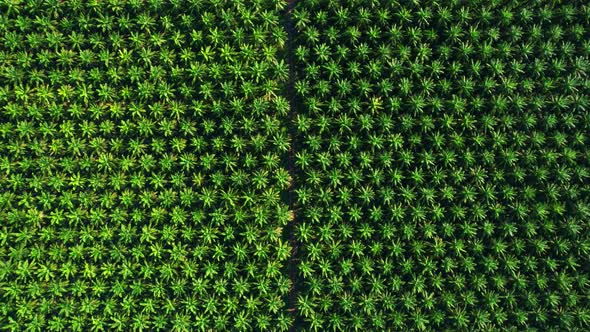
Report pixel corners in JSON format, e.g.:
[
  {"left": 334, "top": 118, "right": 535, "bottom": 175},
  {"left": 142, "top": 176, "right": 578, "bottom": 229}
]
[
  {"left": 293, "top": 0, "right": 590, "bottom": 330},
  {"left": 0, "top": 0, "right": 589, "bottom": 331},
  {"left": 0, "top": 0, "right": 293, "bottom": 330}
]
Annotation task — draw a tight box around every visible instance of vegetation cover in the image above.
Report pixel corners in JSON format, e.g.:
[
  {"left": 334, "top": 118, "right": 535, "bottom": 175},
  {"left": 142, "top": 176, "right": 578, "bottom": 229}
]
[
  {"left": 292, "top": 0, "right": 590, "bottom": 330},
  {"left": 0, "top": 0, "right": 293, "bottom": 331},
  {"left": 0, "top": 0, "right": 589, "bottom": 331}
]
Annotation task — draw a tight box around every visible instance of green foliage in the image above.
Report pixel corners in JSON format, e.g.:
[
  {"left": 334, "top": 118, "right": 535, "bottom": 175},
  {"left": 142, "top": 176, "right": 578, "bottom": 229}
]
[
  {"left": 0, "top": 0, "right": 292, "bottom": 331},
  {"left": 1, "top": 0, "right": 589, "bottom": 330},
  {"left": 292, "top": 0, "right": 590, "bottom": 330}
]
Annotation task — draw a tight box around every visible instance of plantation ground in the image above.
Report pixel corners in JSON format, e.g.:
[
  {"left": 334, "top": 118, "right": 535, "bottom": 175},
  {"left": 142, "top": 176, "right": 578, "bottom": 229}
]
[{"left": 0, "top": 0, "right": 589, "bottom": 331}]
